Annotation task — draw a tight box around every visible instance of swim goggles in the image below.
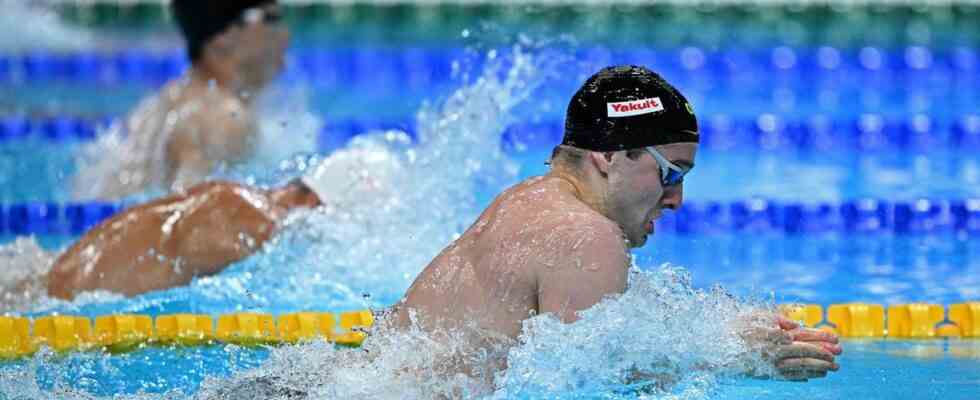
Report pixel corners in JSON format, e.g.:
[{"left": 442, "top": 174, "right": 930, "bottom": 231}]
[
  {"left": 644, "top": 146, "right": 690, "bottom": 187},
  {"left": 240, "top": 7, "right": 283, "bottom": 26}
]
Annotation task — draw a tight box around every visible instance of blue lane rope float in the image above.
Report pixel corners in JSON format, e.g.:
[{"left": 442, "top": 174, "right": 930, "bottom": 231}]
[
  {"left": 0, "top": 304, "right": 976, "bottom": 360},
  {"left": 1, "top": 198, "right": 978, "bottom": 236},
  {"left": 661, "top": 198, "right": 980, "bottom": 235},
  {"left": 2, "top": 202, "right": 123, "bottom": 236},
  {"left": 2, "top": 114, "right": 979, "bottom": 152},
  {"left": 0, "top": 46, "right": 976, "bottom": 86}
]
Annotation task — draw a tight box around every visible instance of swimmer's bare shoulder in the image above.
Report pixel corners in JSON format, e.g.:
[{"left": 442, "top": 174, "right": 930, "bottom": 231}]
[
  {"left": 513, "top": 177, "right": 631, "bottom": 322},
  {"left": 47, "top": 181, "right": 277, "bottom": 299},
  {"left": 165, "top": 87, "right": 256, "bottom": 190}
]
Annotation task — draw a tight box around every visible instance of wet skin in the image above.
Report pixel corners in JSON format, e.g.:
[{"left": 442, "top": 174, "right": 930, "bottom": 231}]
[
  {"left": 394, "top": 142, "right": 841, "bottom": 382},
  {"left": 47, "top": 181, "right": 318, "bottom": 300}
]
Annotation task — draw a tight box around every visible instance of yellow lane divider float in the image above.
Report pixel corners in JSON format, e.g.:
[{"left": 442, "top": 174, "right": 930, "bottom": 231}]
[
  {"left": 2, "top": 304, "right": 978, "bottom": 360},
  {"left": 0, "top": 310, "right": 374, "bottom": 360},
  {"left": 780, "top": 302, "right": 980, "bottom": 339}
]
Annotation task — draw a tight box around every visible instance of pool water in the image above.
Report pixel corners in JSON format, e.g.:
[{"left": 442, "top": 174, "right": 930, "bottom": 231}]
[{"left": 1, "top": 2, "right": 979, "bottom": 399}]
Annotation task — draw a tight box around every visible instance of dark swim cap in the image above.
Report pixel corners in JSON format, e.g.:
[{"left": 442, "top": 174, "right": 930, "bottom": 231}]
[
  {"left": 170, "top": 0, "right": 274, "bottom": 62},
  {"left": 563, "top": 65, "right": 699, "bottom": 152}
]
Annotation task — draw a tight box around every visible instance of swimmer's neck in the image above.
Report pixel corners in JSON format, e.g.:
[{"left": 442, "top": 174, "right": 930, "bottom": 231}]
[
  {"left": 187, "top": 63, "right": 262, "bottom": 103},
  {"left": 546, "top": 168, "right": 607, "bottom": 217}
]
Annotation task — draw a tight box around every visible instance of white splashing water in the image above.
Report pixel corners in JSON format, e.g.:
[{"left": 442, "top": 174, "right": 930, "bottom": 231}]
[
  {"left": 0, "top": 238, "right": 54, "bottom": 311},
  {"left": 493, "top": 265, "right": 772, "bottom": 399},
  {"left": 1, "top": 45, "right": 776, "bottom": 399}
]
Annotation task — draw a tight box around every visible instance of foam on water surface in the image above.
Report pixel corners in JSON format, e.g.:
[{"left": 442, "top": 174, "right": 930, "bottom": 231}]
[{"left": 0, "top": 238, "right": 55, "bottom": 312}]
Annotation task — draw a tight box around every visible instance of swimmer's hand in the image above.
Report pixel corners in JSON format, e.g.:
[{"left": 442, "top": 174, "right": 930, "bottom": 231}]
[{"left": 738, "top": 315, "right": 842, "bottom": 382}]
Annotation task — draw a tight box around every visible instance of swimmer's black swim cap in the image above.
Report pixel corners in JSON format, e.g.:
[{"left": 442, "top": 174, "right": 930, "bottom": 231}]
[
  {"left": 563, "top": 65, "right": 699, "bottom": 152},
  {"left": 171, "top": 0, "right": 274, "bottom": 62}
]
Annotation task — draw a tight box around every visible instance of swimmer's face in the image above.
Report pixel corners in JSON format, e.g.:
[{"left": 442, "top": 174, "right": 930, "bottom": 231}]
[
  {"left": 229, "top": 3, "right": 289, "bottom": 88},
  {"left": 603, "top": 142, "right": 696, "bottom": 247}
]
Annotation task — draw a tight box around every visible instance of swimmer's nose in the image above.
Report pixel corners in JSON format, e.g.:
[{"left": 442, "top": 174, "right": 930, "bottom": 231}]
[{"left": 659, "top": 183, "right": 684, "bottom": 211}]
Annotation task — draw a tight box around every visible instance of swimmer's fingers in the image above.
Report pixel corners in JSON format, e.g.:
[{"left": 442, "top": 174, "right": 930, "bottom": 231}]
[
  {"left": 743, "top": 326, "right": 794, "bottom": 347},
  {"left": 812, "top": 341, "right": 843, "bottom": 355},
  {"left": 790, "top": 328, "right": 839, "bottom": 344},
  {"left": 776, "top": 342, "right": 836, "bottom": 363},
  {"left": 776, "top": 316, "right": 800, "bottom": 331},
  {"left": 790, "top": 328, "right": 843, "bottom": 355},
  {"left": 775, "top": 358, "right": 838, "bottom": 381}
]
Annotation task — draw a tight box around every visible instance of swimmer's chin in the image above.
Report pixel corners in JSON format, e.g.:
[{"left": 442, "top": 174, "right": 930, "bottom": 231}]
[
  {"left": 625, "top": 231, "right": 650, "bottom": 248},
  {"left": 630, "top": 220, "right": 660, "bottom": 248}
]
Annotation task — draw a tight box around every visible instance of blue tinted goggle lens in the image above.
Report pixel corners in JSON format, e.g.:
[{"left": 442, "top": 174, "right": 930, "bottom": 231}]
[
  {"left": 645, "top": 146, "right": 689, "bottom": 187},
  {"left": 663, "top": 167, "right": 686, "bottom": 186}
]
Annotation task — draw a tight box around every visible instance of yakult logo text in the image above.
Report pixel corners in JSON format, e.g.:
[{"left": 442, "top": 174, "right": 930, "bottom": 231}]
[{"left": 607, "top": 97, "right": 664, "bottom": 118}]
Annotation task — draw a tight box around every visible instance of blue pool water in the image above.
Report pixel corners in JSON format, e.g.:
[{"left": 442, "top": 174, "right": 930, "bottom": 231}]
[{"left": 1, "top": 2, "right": 979, "bottom": 399}]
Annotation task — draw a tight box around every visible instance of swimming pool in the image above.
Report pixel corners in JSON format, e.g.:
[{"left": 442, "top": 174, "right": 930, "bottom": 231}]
[{"left": 2, "top": 1, "right": 979, "bottom": 399}]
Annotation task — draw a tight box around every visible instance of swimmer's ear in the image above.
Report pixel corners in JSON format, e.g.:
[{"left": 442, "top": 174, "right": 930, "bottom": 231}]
[{"left": 589, "top": 151, "right": 613, "bottom": 177}]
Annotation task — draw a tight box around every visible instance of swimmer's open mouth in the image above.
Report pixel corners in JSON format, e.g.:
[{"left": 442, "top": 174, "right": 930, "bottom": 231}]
[{"left": 645, "top": 210, "right": 663, "bottom": 234}]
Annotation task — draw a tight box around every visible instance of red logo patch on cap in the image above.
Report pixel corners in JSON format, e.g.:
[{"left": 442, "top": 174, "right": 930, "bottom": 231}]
[{"left": 606, "top": 97, "right": 664, "bottom": 118}]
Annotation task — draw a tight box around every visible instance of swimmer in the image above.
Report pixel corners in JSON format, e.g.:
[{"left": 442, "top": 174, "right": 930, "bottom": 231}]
[
  {"left": 392, "top": 66, "right": 843, "bottom": 385},
  {"left": 75, "top": 0, "right": 289, "bottom": 200},
  {"left": 45, "top": 146, "right": 398, "bottom": 300}
]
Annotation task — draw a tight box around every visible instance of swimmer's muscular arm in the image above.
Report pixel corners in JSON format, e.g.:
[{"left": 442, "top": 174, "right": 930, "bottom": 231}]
[
  {"left": 47, "top": 182, "right": 277, "bottom": 299},
  {"left": 535, "top": 222, "right": 630, "bottom": 322}
]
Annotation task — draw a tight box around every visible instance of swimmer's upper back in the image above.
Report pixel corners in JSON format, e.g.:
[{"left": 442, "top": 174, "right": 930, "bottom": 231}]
[{"left": 79, "top": 80, "right": 258, "bottom": 200}]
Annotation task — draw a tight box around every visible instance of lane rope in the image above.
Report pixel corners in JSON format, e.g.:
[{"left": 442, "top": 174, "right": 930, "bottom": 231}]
[{"left": 2, "top": 303, "right": 978, "bottom": 360}]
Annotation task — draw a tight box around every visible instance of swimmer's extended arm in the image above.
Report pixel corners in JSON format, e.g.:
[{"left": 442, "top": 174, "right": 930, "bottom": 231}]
[
  {"left": 623, "top": 317, "right": 841, "bottom": 390},
  {"left": 535, "top": 224, "right": 629, "bottom": 323}
]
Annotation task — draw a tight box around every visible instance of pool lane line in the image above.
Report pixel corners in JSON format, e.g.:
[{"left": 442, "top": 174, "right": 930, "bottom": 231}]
[{"left": 1, "top": 304, "right": 977, "bottom": 360}]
